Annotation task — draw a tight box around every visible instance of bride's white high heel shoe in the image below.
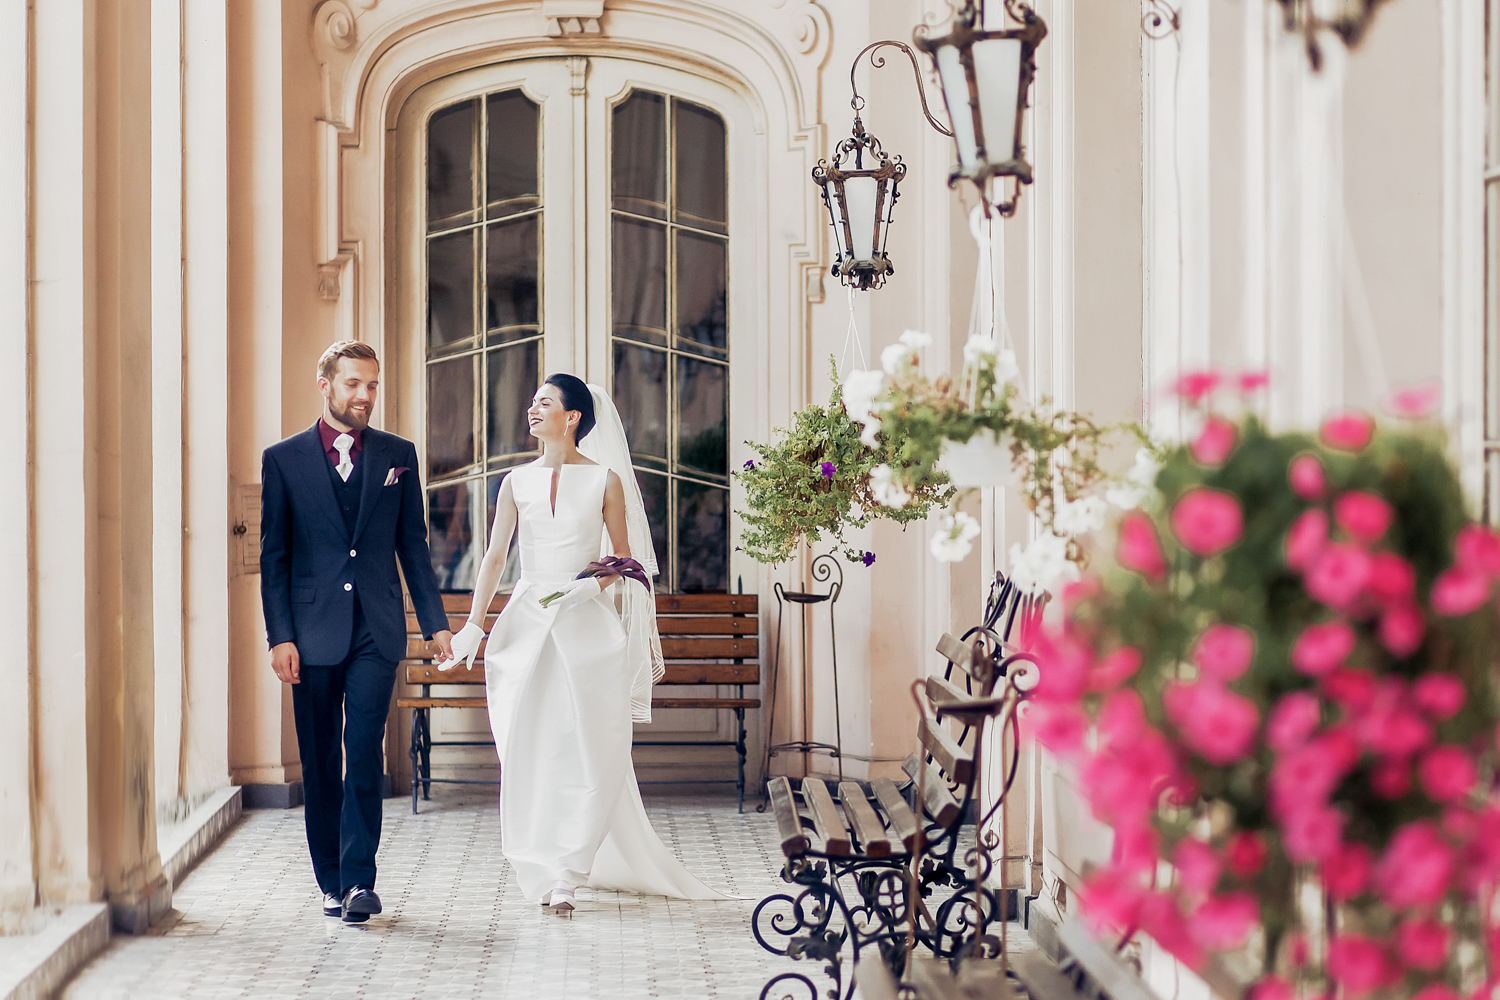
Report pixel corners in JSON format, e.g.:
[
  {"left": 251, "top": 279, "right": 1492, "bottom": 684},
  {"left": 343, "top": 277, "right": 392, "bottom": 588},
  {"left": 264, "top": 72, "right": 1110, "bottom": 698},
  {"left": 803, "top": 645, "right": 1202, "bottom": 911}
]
[{"left": 542, "top": 887, "right": 575, "bottom": 915}]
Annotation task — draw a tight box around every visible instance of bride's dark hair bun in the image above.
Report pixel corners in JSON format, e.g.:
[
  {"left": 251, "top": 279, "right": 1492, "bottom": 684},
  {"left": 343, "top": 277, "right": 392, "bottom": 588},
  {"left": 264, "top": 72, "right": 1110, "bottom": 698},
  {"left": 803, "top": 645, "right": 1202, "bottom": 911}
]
[{"left": 544, "top": 373, "right": 596, "bottom": 442}]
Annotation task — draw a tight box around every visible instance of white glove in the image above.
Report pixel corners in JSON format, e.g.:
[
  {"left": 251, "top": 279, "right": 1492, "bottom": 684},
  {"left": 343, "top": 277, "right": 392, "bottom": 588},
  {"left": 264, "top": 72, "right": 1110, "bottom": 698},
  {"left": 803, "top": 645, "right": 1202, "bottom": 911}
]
[
  {"left": 543, "top": 577, "right": 602, "bottom": 613},
  {"left": 439, "top": 622, "right": 485, "bottom": 672}
]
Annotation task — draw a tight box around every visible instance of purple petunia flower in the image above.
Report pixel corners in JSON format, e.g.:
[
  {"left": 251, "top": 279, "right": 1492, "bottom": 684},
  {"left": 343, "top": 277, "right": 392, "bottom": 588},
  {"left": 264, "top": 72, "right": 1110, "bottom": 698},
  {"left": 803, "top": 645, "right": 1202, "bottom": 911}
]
[
  {"left": 743, "top": 459, "right": 755, "bottom": 471},
  {"left": 820, "top": 461, "right": 836, "bottom": 479},
  {"left": 861, "top": 551, "right": 876, "bottom": 567}
]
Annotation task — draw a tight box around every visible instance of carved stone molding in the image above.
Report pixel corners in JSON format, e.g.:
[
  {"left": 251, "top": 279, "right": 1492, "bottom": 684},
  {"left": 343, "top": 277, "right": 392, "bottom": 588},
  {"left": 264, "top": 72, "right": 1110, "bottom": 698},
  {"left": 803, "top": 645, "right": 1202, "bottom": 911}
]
[
  {"left": 314, "top": 0, "right": 356, "bottom": 53},
  {"left": 543, "top": 0, "right": 603, "bottom": 36},
  {"left": 318, "top": 255, "right": 352, "bottom": 302}
]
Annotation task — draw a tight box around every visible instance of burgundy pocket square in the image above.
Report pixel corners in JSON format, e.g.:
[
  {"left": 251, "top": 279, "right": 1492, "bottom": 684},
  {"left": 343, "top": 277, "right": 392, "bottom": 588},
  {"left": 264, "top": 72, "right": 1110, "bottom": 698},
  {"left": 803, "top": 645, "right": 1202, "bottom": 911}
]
[{"left": 384, "top": 467, "right": 410, "bottom": 487}]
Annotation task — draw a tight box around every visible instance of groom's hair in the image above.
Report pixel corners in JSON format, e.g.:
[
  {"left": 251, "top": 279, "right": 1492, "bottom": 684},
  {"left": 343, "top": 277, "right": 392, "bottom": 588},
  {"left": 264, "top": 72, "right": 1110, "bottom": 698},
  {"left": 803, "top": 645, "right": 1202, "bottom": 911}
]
[
  {"left": 317, "top": 340, "right": 379, "bottom": 381},
  {"left": 544, "top": 373, "right": 596, "bottom": 442}
]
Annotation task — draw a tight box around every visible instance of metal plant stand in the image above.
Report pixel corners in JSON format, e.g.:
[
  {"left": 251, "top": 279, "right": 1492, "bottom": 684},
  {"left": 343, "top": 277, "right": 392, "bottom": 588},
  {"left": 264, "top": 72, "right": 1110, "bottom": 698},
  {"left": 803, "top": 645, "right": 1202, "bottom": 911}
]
[{"left": 759, "top": 553, "right": 844, "bottom": 808}]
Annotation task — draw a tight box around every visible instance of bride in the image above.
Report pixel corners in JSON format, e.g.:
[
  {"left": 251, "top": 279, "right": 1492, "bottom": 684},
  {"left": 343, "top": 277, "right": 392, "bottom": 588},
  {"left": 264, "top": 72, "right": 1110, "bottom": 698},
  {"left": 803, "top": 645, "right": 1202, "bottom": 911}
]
[{"left": 440, "top": 373, "right": 727, "bottom": 913}]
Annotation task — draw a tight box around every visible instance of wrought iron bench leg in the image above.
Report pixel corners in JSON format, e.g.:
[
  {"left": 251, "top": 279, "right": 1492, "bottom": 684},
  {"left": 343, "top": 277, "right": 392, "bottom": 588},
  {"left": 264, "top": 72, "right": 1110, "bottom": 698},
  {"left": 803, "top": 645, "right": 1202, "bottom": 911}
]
[
  {"left": 734, "top": 704, "right": 747, "bottom": 813},
  {"left": 409, "top": 708, "right": 421, "bottom": 814},
  {"left": 419, "top": 709, "right": 433, "bottom": 800}
]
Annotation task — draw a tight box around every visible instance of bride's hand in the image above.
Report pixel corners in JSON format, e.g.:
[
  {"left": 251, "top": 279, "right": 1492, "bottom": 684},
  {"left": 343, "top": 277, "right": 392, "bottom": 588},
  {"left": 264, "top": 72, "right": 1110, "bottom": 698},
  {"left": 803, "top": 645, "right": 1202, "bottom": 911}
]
[
  {"left": 439, "top": 621, "right": 485, "bottom": 671},
  {"left": 542, "top": 577, "right": 602, "bottom": 612}
]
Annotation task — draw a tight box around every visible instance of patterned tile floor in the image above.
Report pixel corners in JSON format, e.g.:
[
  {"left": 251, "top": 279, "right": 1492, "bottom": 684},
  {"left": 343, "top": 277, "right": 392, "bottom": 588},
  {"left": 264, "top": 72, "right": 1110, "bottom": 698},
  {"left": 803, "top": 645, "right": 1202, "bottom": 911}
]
[{"left": 61, "top": 788, "right": 1031, "bottom": 999}]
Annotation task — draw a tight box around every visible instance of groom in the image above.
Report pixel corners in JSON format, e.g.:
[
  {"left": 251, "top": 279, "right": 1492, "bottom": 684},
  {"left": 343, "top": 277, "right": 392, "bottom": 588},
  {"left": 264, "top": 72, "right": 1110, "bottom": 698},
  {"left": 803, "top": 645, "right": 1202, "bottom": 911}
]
[{"left": 260, "top": 340, "right": 453, "bottom": 922}]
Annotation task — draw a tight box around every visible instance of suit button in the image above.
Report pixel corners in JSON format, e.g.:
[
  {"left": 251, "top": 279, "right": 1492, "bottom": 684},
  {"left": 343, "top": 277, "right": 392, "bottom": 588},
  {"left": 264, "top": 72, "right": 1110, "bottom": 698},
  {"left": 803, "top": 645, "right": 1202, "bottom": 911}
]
[
  {"left": 344, "top": 583, "right": 352, "bottom": 591},
  {"left": 350, "top": 549, "right": 357, "bottom": 557}
]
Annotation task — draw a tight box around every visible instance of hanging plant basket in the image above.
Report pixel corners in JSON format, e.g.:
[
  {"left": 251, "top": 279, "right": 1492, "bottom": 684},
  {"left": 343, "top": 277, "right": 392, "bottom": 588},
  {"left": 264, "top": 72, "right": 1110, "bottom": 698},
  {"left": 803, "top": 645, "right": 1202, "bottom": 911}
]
[{"left": 938, "top": 428, "right": 1013, "bottom": 488}]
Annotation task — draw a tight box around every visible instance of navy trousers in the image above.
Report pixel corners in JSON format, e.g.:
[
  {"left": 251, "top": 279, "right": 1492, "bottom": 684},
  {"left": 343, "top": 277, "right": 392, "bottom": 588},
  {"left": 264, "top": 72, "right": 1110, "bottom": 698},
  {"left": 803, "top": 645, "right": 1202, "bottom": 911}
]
[{"left": 291, "top": 601, "right": 397, "bottom": 896}]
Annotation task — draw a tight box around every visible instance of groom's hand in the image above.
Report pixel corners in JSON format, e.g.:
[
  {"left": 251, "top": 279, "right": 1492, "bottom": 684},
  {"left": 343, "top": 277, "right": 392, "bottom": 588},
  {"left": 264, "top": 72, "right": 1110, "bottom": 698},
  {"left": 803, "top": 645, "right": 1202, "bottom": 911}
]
[
  {"left": 432, "top": 629, "right": 455, "bottom": 663},
  {"left": 271, "top": 641, "right": 301, "bottom": 685}
]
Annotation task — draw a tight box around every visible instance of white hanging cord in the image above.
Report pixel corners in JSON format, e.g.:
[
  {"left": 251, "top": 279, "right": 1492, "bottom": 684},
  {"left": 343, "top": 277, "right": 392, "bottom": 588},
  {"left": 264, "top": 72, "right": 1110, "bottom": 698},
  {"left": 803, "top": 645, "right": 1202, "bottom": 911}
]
[{"left": 839, "top": 284, "right": 869, "bottom": 376}]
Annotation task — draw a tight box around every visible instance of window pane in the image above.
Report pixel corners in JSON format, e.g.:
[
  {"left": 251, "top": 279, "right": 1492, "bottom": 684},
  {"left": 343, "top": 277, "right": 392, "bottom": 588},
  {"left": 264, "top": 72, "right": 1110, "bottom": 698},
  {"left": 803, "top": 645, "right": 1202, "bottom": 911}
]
[
  {"left": 613, "top": 342, "right": 668, "bottom": 467},
  {"left": 428, "top": 231, "right": 476, "bottom": 353},
  {"left": 674, "top": 101, "right": 727, "bottom": 233},
  {"left": 676, "top": 356, "right": 727, "bottom": 478},
  {"left": 485, "top": 474, "right": 523, "bottom": 592},
  {"left": 635, "top": 469, "right": 669, "bottom": 584},
  {"left": 487, "top": 341, "right": 540, "bottom": 461},
  {"left": 427, "top": 354, "right": 476, "bottom": 478},
  {"left": 428, "top": 100, "right": 476, "bottom": 230},
  {"left": 612, "top": 217, "right": 667, "bottom": 345},
  {"left": 485, "top": 216, "right": 539, "bottom": 334},
  {"left": 486, "top": 91, "right": 539, "bottom": 216},
  {"left": 613, "top": 91, "right": 666, "bottom": 219},
  {"left": 675, "top": 232, "right": 727, "bottom": 354},
  {"left": 428, "top": 479, "right": 479, "bottom": 590},
  {"left": 676, "top": 481, "right": 727, "bottom": 593}
]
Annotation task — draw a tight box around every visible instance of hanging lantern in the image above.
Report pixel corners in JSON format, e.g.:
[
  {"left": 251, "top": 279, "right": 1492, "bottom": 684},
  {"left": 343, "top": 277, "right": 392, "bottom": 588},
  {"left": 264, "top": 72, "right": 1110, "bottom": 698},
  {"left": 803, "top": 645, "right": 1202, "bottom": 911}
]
[
  {"left": 813, "top": 115, "right": 905, "bottom": 292},
  {"left": 1272, "top": 0, "right": 1390, "bottom": 70},
  {"left": 914, "top": 0, "right": 1047, "bottom": 217}
]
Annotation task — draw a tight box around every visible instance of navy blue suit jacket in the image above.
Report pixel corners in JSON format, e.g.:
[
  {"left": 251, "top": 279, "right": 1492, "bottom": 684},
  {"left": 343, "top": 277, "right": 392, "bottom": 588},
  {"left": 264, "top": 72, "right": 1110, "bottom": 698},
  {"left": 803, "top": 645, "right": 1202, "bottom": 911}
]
[{"left": 260, "top": 422, "right": 448, "bottom": 665}]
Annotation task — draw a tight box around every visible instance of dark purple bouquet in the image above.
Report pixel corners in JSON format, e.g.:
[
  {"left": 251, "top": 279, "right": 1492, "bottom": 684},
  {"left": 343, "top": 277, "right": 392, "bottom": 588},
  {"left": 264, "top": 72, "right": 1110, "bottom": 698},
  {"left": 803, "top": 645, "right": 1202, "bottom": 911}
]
[{"left": 538, "top": 556, "right": 652, "bottom": 608}]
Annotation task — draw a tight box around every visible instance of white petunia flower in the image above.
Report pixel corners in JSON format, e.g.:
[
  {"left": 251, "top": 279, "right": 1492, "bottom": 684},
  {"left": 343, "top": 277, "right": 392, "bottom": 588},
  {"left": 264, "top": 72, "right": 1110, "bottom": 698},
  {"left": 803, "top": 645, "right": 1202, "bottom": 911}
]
[
  {"left": 842, "top": 368, "right": 885, "bottom": 420},
  {"left": 1008, "top": 532, "right": 1079, "bottom": 595},
  {"left": 870, "top": 464, "right": 911, "bottom": 509},
  {"left": 963, "top": 334, "right": 999, "bottom": 365},
  {"left": 881, "top": 342, "right": 916, "bottom": 376},
  {"left": 994, "top": 347, "right": 1019, "bottom": 385},
  {"left": 1105, "top": 448, "right": 1160, "bottom": 510},
  {"left": 899, "top": 329, "right": 932, "bottom": 350},
  {"left": 1052, "top": 495, "right": 1108, "bottom": 537},
  {"left": 859, "top": 417, "right": 881, "bottom": 448},
  {"left": 930, "top": 510, "right": 982, "bottom": 563}
]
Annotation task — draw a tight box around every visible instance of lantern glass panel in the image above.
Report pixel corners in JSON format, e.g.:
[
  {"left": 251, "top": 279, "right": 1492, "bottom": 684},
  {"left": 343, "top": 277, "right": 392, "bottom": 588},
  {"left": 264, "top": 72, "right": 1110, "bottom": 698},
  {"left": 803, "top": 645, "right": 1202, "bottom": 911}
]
[
  {"left": 844, "top": 175, "right": 879, "bottom": 262},
  {"left": 972, "top": 38, "right": 1022, "bottom": 162},
  {"left": 825, "top": 181, "right": 850, "bottom": 258},
  {"left": 935, "top": 44, "right": 978, "bottom": 169}
]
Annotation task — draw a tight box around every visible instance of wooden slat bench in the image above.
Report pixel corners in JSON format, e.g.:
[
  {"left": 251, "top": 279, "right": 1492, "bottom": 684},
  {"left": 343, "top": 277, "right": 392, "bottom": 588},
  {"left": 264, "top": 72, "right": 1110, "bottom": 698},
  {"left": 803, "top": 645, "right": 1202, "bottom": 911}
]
[
  {"left": 396, "top": 591, "right": 760, "bottom": 813},
  {"left": 754, "top": 625, "right": 1036, "bottom": 1000}
]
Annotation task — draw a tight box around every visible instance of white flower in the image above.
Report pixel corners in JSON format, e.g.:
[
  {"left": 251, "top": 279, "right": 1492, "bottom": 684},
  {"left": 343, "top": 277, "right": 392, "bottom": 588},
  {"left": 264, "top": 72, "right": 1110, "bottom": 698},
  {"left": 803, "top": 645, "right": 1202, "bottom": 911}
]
[
  {"left": 1052, "top": 495, "right": 1108, "bottom": 537},
  {"left": 881, "top": 342, "right": 916, "bottom": 376},
  {"left": 963, "top": 334, "right": 998, "bottom": 365},
  {"left": 930, "top": 510, "right": 981, "bottom": 563},
  {"left": 994, "top": 347, "right": 1019, "bottom": 385},
  {"left": 899, "top": 329, "right": 932, "bottom": 350},
  {"left": 870, "top": 464, "right": 911, "bottom": 509},
  {"left": 1105, "top": 448, "right": 1160, "bottom": 511},
  {"left": 859, "top": 417, "right": 881, "bottom": 448},
  {"left": 842, "top": 369, "right": 885, "bottom": 420},
  {"left": 1008, "top": 532, "right": 1079, "bottom": 595}
]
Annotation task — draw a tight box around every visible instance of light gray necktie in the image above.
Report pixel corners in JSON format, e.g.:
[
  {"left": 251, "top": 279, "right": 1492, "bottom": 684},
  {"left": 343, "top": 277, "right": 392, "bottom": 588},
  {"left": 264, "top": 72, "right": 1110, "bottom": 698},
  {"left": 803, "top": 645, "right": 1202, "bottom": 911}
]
[{"left": 334, "top": 433, "right": 355, "bottom": 482}]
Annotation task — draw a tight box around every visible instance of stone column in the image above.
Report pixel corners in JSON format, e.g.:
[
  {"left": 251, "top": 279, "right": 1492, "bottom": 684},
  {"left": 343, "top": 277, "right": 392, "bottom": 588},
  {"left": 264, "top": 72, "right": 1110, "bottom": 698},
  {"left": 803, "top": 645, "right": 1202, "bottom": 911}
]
[{"left": 0, "top": 0, "right": 36, "bottom": 928}]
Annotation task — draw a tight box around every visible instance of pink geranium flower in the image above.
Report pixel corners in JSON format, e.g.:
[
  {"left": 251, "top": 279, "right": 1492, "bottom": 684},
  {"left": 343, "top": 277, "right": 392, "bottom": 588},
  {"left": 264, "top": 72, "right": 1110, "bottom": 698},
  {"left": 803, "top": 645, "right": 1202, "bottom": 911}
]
[
  {"left": 1288, "top": 453, "right": 1327, "bottom": 500},
  {"left": 1305, "top": 543, "right": 1374, "bottom": 610},
  {"left": 1237, "top": 371, "right": 1270, "bottom": 393},
  {"left": 1291, "top": 620, "right": 1356, "bottom": 677},
  {"left": 1370, "top": 756, "right": 1411, "bottom": 800},
  {"left": 1225, "top": 831, "right": 1267, "bottom": 878},
  {"left": 1136, "top": 892, "right": 1203, "bottom": 970},
  {"left": 1419, "top": 745, "right": 1477, "bottom": 803},
  {"left": 1433, "top": 565, "right": 1492, "bottom": 617},
  {"left": 1334, "top": 491, "right": 1394, "bottom": 545},
  {"left": 1270, "top": 737, "right": 1352, "bottom": 818},
  {"left": 1413, "top": 986, "right": 1461, "bottom": 1000},
  {"left": 1327, "top": 935, "right": 1398, "bottom": 996},
  {"left": 1386, "top": 380, "right": 1441, "bottom": 419},
  {"left": 1322, "top": 668, "right": 1377, "bottom": 711},
  {"left": 1087, "top": 646, "right": 1142, "bottom": 692},
  {"left": 1396, "top": 917, "right": 1451, "bottom": 971},
  {"left": 1190, "top": 892, "right": 1259, "bottom": 951},
  {"left": 1378, "top": 604, "right": 1425, "bottom": 657},
  {"left": 1321, "top": 410, "right": 1375, "bottom": 452},
  {"left": 1032, "top": 631, "right": 1091, "bottom": 704},
  {"left": 1118, "top": 511, "right": 1167, "bottom": 580},
  {"left": 1192, "top": 623, "right": 1255, "bottom": 682},
  {"left": 1098, "top": 689, "right": 1149, "bottom": 752},
  {"left": 1280, "top": 804, "right": 1346, "bottom": 863},
  {"left": 1173, "top": 370, "right": 1222, "bottom": 406},
  {"left": 1249, "top": 977, "right": 1294, "bottom": 1000},
  {"left": 1030, "top": 702, "right": 1088, "bottom": 756},
  {"left": 1412, "top": 673, "right": 1466, "bottom": 720},
  {"left": 1285, "top": 509, "right": 1329, "bottom": 572},
  {"left": 1164, "top": 680, "right": 1260, "bottom": 765},
  {"left": 1172, "top": 838, "right": 1221, "bottom": 897},
  {"left": 1081, "top": 865, "right": 1144, "bottom": 933},
  {"left": 1368, "top": 551, "right": 1417, "bottom": 606},
  {"left": 1171, "top": 489, "right": 1244, "bottom": 557},
  {"left": 1456, "top": 523, "right": 1500, "bottom": 575},
  {"left": 1266, "top": 691, "right": 1322, "bottom": 753},
  {"left": 1322, "top": 840, "right": 1374, "bottom": 900},
  {"left": 1191, "top": 417, "right": 1238, "bottom": 466},
  {"left": 1374, "top": 820, "right": 1455, "bottom": 910},
  {"left": 1081, "top": 733, "right": 1177, "bottom": 826}
]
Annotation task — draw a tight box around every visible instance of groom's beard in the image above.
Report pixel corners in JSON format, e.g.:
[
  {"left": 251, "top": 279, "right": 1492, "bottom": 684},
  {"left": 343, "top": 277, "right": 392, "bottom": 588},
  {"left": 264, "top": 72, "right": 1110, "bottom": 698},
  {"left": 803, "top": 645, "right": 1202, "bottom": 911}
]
[{"left": 331, "top": 398, "right": 371, "bottom": 431}]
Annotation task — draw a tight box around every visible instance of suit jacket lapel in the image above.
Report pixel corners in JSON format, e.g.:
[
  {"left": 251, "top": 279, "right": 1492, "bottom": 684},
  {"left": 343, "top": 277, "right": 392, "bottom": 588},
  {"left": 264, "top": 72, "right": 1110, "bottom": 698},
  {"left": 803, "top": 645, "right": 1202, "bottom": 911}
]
[
  {"left": 298, "top": 423, "right": 351, "bottom": 541},
  {"left": 351, "top": 432, "right": 389, "bottom": 546}
]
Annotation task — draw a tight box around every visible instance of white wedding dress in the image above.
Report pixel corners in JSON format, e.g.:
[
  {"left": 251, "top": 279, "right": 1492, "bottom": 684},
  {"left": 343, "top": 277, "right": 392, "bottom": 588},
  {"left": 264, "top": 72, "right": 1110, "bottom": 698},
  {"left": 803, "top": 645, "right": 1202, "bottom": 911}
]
[{"left": 484, "top": 462, "right": 727, "bottom": 902}]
